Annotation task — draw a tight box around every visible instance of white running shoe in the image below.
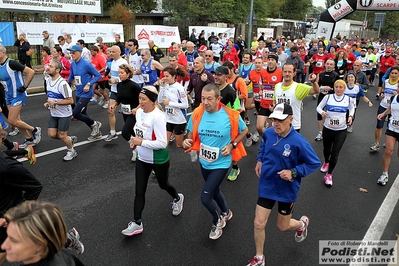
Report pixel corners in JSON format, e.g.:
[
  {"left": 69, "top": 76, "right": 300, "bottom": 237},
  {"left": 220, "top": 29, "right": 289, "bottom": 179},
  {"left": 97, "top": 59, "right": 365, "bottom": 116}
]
[
  {"left": 209, "top": 218, "right": 225, "bottom": 240},
  {"left": 252, "top": 132, "right": 260, "bottom": 143},
  {"left": 63, "top": 150, "right": 78, "bottom": 161},
  {"left": 172, "top": 193, "right": 184, "bottom": 216},
  {"left": 90, "top": 121, "right": 102, "bottom": 136},
  {"left": 245, "top": 134, "right": 253, "bottom": 147},
  {"left": 377, "top": 173, "right": 388, "bottom": 186},
  {"left": 314, "top": 132, "right": 323, "bottom": 141},
  {"left": 121, "top": 221, "right": 143, "bottom": 236},
  {"left": 131, "top": 149, "right": 137, "bottom": 162},
  {"left": 102, "top": 102, "right": 109, "bottom": 109},
  {"left": 8, "top": 127, "right": 19, "bottom": 136},
  {"left": 295, "top": 215, "right": 309, "bottom": 242}
]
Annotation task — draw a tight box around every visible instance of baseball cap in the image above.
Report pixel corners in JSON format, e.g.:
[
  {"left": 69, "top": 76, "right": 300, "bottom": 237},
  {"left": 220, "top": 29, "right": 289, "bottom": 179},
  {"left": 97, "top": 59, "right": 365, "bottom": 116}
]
[
  {"left": 290, "top": 46, "right": 298, "bottom": 52},
  {"left": 67, "top": 45, "right": 82, "bottom": 52},
  {"left": 269, "top": 103, "right": 293, "bottom": 120},
  {"left": 386, "top": 48, "right": 392, "bottom": 53},
  {"left": 214, "top": 66, "right": 229, "bottom": 75},
  {"left": 361, "top": 48, "right": 367, "bottom": 52},
  {"left": 198, "top": 45, "right": 208, "bottom": 52}
]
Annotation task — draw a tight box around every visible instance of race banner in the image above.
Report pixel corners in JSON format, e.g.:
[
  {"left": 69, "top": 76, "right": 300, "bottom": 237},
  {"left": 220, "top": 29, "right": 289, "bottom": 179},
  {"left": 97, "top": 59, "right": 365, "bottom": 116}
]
[
  {"left": 0, "top": 22, "right": 15, "bottom": 46},
  {"left": 0, "top": 0, "right": 102, "bottom": 15},
  {"left": 135, "top": 25, "right": 180, "bottom": 49},
  {"left": 357, "top": 0, "right": 399, "bottom": 10},
  {"left": 188, "top": 26, "right": 235, "bottom": 44},
  {"left": 16, "top": 22, "right": 123, "bottom": 45},
  {"left": 257, "top": 28, "right": 274, "bottom": 39}
]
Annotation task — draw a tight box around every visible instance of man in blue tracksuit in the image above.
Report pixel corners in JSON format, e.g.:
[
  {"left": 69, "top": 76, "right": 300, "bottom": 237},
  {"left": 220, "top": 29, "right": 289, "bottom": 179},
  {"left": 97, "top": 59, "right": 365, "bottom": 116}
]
[
  {"left": 247, "top": 103, "right": 320, "bottom": 266},
  {"left": 67, "top": 45, "right": 102, "bottom": 141}
]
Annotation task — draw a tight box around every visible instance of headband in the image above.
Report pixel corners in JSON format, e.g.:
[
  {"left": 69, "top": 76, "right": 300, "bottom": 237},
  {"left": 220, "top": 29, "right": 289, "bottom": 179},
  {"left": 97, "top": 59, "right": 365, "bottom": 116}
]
[{"left": 140, "top": 88, "right": 158, "bottom": 102}]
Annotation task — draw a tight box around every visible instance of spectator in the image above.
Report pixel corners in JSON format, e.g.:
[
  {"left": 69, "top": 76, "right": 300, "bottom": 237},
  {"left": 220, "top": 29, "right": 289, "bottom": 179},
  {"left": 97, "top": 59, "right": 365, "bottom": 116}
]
[
  {"left": 42, "top": 30, "right": 55, "bottom": 50},
  {"left": 14, "top": 34, "right": 32, "bottom": 69}
]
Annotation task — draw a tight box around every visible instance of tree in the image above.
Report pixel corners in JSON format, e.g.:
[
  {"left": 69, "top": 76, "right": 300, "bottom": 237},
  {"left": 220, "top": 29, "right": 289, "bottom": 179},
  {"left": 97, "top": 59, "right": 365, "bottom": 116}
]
[
  {"left": 279, "top": 0, "right": 313, "bottom": 20},
  {"left": 109, "top": 3, "right": 135, "bottom": 27},
  {"left": 103, "top": 0, "right": 157, "bottom": 14}
]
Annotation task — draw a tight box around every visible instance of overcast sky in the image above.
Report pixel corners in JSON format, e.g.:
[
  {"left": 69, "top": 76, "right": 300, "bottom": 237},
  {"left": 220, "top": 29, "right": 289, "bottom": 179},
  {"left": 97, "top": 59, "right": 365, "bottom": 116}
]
[{"left": 313, "top": 0, "right": 326, "bottom": 8}]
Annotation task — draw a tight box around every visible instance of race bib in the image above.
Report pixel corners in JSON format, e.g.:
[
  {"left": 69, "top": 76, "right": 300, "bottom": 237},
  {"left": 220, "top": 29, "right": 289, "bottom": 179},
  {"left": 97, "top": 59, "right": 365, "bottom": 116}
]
[
  {"left": 383, "top": 96, "right": 391, "bottom": 105},
  {"left": 277, "top": 61, "right": 282, "bottom": 67},
  {"left": 121, "top": 103, "right": 131, "bottom": 115},
  {"left": 316, "top": 61, "right": 323, "bottom": 67},
  {"left": 199, "top": 143, "right": 219, "bottom": 162},
  {"left": 276, "top": 95, "right": 292, "bottom": 105},
  {"left": 263, "top": 62, "right": 268, "bottom": 69},
  {"left": 262, "top": 90, "right": 274, "bottom": 101},
  {"left": 328, "top": 116, "right": 345, "bottom": 127},
  {"left": 188, "top": 62, "right": 194, "bottom": 68},
  {"left": 165, "top": 107, "right": 175, "bottom": 116},
  {"left": 391, "top": 117, "right": 399, "bottom": 128},
  {"left": 134, "top": 124, "right": 147, "bottom": 139},
  {"left": 74, "top": 76, "right": 82, "bottom": 86},
  {"left": 142, "top": 74, "right": 149, "bottom": 83},
  {"left": 254, "top": 92, "right": 261, "bottom": 101}
]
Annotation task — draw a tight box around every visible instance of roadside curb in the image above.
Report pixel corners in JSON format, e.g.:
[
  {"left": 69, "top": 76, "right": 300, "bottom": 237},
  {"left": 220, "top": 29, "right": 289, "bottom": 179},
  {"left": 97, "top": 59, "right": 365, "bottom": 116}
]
[{"left": 27, "top": 86, "right": 45, "bottom": 94}]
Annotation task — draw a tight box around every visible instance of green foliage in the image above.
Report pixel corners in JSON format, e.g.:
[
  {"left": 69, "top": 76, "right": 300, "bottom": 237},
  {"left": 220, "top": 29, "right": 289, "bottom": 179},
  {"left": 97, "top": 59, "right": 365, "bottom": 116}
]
[
  {"left": 279, "top": 0, "right": 313, "bottom": 20},
  {"left": 109, "top": 3, "right": 135, "bottom": 25},
  {"left": 104, "top": 0, "right": 157, "bottom": 13}
]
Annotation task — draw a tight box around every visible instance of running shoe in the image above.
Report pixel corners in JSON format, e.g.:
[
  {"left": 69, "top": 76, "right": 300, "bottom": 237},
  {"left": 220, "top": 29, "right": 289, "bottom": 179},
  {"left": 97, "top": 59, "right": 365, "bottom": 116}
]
[
  {"left": 121, "top": 221, "right": 143, "bottom": 236},
  {"left": 227, "top": 168, "right": 240, "bottom": 181},
  {"left": 19, "top": 139, "right": 35, "bottom": 149},
  {"left": 245, "top": 117, "right": 250, "bottom": 125},
  {"left": 312, "top": 94, "right": 317, "bottom": 100},
  {"left": 209, "top": 218, "right": 225, "bottom": 240},
  {"left": 8, "top": 127, "right": 19, "bottom": 136},
  {"left": 247, "top": 255, "right": 265, "bottom": 266},
  {"left": 90, "top": 121, "right": 102, "bottom": 136},
  {"left": 63, "top": 149, "right": 78, "bottom": 161},
  {"left": 383, "top": 143, "right": 386, "bottom": 148},
  {"left": 320, "top": 162, "right": 329, "bottom": 173},
  {"left": 87, "top": 133, "right": 102, "bottom": 141},
  {"left": 12, "top": 142, "right": 19, "bottom": 159},
  {"left": 220, "top": 209, "right": 233, "bottom": 227},
  {"left": 314, "top": 132, "right": 323, "bottom": 141},
  {"left": 70, "top": 136, "right": 78, "bottom": 147},
  {"left": 131, "top": 149, "right": 137, "bottom": 162},
  {"left": 102, "top": 102, "right": 109, "bottom": 109},
  {"left": 172, "top": 193, "right": 184, "bottom": 216},
  {"left": 67, "top": 227, "right": 85, "bottom": 254},
  {"left": 90, "top": 97, "right": 98, "bottom": 103},
  {"left": 32, "top": 127, "right": 42, "bottom": 145},
  {"left": 370, "top": 142, "right": 380, "bottom": 152},
  {"left": 98, "top": 97, "right": 105, "bottom": 106},
  {"left": 376, "top": 93, "right": 380, "bottom": 100},
  {"left": 169, "top": 133, "right": 175, "bottom": 142},
  {"left": 245, "top": 135, "right": 253, "bottom": 147},
  {"left": 252, "top": 132, "right": 260, "bottom": 143},
  {"left": 24, "top": 145, "right": 36, "bottom": 165},
  {"left": 324, "top": 173, "right": 333, "bottom": 186},
  {"left": 295, "top": 215, "right": 309, "bottom": 242},
  {"left": 189, "top": 150, "right": 198, "bottom": 162},
  {"left": 347, "top": 125, "right": 353, "bottom": 133},
  {"left": 377, "top": 173, "right": 388, "bottom": 186},
  {"left": 104, "top": 133, "right": 118, "bottom": 142}
]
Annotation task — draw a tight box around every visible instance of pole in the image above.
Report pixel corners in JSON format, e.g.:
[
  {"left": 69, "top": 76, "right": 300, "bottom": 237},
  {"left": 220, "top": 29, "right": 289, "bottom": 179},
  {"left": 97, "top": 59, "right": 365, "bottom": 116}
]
[
  {"left": 362, "top": 11, "right": 367, "bottom": 39},
  {"left": 377, "top": 22, "right": 381, "bottom": 39},
  {"left": 247, "top": 0, "right": 254, "bottom": 52}
]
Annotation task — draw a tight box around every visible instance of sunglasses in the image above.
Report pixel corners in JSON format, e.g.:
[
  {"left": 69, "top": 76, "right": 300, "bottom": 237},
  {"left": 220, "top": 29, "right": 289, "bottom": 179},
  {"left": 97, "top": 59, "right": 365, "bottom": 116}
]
[
  {"left": 271, "top": 118, "right": 287, "bottom": 122},
  {"left": 205, "top": 55, "right": 212, "bottom": 57},
  {"left": 128, "top": 44, "right": 133, "bottom": 47}
]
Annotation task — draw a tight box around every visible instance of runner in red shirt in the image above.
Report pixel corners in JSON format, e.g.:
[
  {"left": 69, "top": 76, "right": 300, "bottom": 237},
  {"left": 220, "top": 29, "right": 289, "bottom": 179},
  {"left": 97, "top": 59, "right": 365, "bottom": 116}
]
[
  {"left": 310, "top": 46, "right": 328, "bottom": 74},
  {"left": 222, "top": 46, "right": 239, "bottom": 69}
]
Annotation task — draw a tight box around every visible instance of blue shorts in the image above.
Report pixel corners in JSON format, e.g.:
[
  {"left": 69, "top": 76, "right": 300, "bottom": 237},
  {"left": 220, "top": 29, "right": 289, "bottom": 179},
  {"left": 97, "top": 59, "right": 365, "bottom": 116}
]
[{"left": 6, "top": 92, "right": 26, "bottom": 107}]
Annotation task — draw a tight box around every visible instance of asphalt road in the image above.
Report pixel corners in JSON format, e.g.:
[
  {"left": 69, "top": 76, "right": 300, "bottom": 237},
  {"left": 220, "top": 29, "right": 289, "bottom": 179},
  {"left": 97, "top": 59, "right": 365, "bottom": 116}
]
[{"left": 1, "top": 82, "right": 399, "bottom": 266}]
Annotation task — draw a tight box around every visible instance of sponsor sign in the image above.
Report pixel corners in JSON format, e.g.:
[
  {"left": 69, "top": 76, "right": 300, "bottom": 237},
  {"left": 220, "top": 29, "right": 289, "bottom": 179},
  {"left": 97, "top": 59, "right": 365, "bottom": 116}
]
[
  {"left": 315, "top": 21, "right": 335, "bottom": 39},
  {"left": 188, "top": 26, "right": 235, "bottom": 44},
  {"left": 257, "top": 28, "right": 274, "bottom": 39},
  {"left": 136, "top": 25, "right": 180, "bottom": 49},
  {"left": 16, "top": 22, "right": 123, "bottom": 45},
  {"left": 328, "top": 0, "right": 354, "bottom": 21},
  {"left": 358, "top": 0, "right": 399, "bottom": 10},
  {"left": 0, "top": 0, "right": 102, "bottom": 15},
  {"left": 0, "top": 22, "right": 15, "bottom": 46}
]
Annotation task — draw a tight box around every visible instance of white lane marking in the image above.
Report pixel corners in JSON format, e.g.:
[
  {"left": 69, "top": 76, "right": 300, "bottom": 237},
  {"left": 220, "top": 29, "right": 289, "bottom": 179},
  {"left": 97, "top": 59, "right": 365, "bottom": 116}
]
[
  {"left": 27, "top": 92, "right": 46, "bottom": 97},
  {"left": 349, "top": 173, "right": 399, "bottom": 266},
  {"left": 17, "top": 110, "right": 194, "bottom": 162}
]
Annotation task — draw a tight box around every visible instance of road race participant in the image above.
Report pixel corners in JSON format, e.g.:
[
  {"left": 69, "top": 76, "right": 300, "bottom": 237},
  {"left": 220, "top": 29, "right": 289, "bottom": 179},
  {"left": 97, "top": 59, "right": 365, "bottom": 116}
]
[
  {"left": 370, "top": 66, "right": 399, "bottom": 152},
  {"left": 274, "top": 63, "right": 320, "bottom": 132},
  {"left": 377, "top": 49, "right": 395, "bottom": 100},
  {"left": 183, "top": 83, "right": 247, "bottom": 240},
  {"left": 204, "top": 50, "right": 221, "bottom": 74},
  {"left": 247, "top": 103, "right": 320, "bottom": 266},
  {"left": 138, "top": 49, "right": 163, "bottom": 87},
  {"left": 344, "top": 71, "right": 373, "bottom": 133},
  {"left": 317, "top": 80, "right": 355, "bottom": 186},
  {"left": 376, "top": 93, "right": 399, "bottom": 185},
  {"left": 44, "top": 60, "right": 77, "bottom": 161},
  {"left": 158, "top": 66, "right": 188, "bottom": 148},
  {"left": 127, "top": 38, "right": 144, "bottom": 88},
  {"left": 314, "top": 59, "right": 340, "bottom": 141},
  {"left": 67, "top": 45, "right": 102, "bottom": 141},
  {"left": 121, "top": 86, "right": 184, "bottom": 236}
]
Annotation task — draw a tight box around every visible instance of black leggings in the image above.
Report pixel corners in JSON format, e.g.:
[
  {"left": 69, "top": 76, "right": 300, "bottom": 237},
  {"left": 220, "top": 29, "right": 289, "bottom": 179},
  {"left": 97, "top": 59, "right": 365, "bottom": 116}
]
[
  {"left": 134, "top": 159, "right": 178, "bottom": 221},
  {"left": 322, "top": 127, "right": 347, "bottom": 174},
  {"left": 121, "top": 114, "right": 136, "bottom": 141}
]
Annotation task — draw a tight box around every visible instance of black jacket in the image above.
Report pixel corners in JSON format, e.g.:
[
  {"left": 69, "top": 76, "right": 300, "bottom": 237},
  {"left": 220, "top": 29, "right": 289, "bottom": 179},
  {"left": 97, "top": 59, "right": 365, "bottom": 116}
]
[
  {"left": 14, "top": 40, "right": 31, "bottom": 62},
  {"left": 150, "top": 45, "right": 164, "bottom": 62},
  {"left": 24, "top": 249, "right": 84, "bottom": 266},
  {"left": 0, "top": 152, "right": 42, "bottom": 216}
]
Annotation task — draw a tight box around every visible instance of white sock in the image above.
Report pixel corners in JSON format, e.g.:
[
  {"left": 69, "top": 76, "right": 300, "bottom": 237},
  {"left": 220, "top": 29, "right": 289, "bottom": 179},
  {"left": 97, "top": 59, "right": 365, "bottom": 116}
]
[
  {"left": 383, "top": 172, "right": 388, "bottom": 176},
  {"left": 110, "top": 130, "right": 116, "bottom": 135}
]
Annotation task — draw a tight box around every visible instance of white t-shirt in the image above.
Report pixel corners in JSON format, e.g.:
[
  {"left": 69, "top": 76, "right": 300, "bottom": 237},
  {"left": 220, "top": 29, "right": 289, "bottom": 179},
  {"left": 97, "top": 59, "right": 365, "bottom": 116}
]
[
  {"left": 110, "top": 57, "right": 128, "bottom": 93},
  {"left": 158, "top": 82, "right": 188, "bottom": 124},
  {"left": 46, "top": 76, "right": 73, "bottom": 117},
  {"left": 128, "top": 52, "right": 144, "bottom": 85}
]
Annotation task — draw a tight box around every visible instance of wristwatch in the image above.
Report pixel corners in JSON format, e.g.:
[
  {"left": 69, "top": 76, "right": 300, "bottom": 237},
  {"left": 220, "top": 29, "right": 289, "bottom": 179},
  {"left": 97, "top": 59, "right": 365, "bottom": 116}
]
[
  {"left": 87, "top": 82, "right": 91, "bottom": 86},
  {"left": 291, "top": 168, "right": 298, "bottom": 179},
  {"left": 231, "top": 142, "right": 238, "bottom": 149}
]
